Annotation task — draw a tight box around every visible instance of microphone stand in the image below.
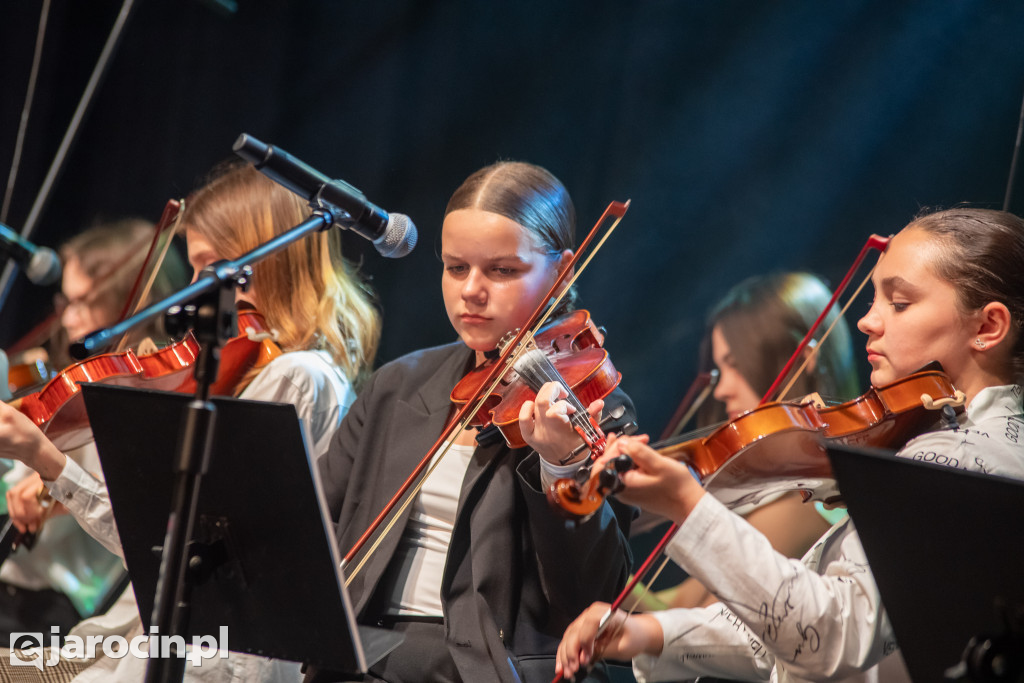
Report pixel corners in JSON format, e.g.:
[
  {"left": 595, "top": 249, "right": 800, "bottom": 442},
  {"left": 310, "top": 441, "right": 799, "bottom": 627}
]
[
  {"left": 74, "top": 209, "right": 336, "bottom": 683},
  {"left": 0, "top": 0, "right": 138, "bottom": 314}
]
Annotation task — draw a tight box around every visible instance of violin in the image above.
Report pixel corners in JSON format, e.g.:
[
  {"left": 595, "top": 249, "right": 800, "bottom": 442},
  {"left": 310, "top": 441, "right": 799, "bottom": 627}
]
[
  {"left": 450, "top": 309, "right": 621, "bottom": 450},
  {"left": 548, "top": 365, "right": 966, "bottom": 520},
  {"left": 9, "top": 306, "right": 282, "bottom": 451}
]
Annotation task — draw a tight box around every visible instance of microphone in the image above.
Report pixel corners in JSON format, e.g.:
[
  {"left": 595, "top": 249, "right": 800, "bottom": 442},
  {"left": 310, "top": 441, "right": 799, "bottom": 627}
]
[
  {"left": 232, "top": 134, "right": 417, "bottom": 258},
  {"left": 0, "top": 223, "right": 62, "bottom": 285}
]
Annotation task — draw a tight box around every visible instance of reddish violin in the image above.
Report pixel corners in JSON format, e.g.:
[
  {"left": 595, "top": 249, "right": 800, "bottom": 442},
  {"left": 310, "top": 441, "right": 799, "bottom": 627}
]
[
  {"left": 549, "top": 365, "right": 965, "bottom": 520},
  {"left": 10, "top": 306, "right": 281, "bottom": 451},
  {"left": 449, "top": 309, "right": 621, "bottom": 450}
]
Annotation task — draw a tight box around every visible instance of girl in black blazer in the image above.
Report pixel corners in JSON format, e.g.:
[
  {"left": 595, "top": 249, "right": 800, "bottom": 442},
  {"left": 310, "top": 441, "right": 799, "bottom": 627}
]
[{"left": 314, "top": 161, "right": 636, "bottom": 683}]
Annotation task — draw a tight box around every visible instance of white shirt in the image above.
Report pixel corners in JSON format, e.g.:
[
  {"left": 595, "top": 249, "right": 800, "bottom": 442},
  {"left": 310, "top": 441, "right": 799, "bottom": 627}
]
[
  {"left": 634, "top": 384, "right": 1024, "bottom": 683},
  {"left": 1, "top": 444, "right": 124, "bottom": 615},
  {"left": 383, "top": 441, "right": 475, "bottom": 616},
  {"left": 44, "top": 349, "right": 354, "bottom": 683},
  {"left": 377, "top": 435, "right": 595, "bottom": 616}
]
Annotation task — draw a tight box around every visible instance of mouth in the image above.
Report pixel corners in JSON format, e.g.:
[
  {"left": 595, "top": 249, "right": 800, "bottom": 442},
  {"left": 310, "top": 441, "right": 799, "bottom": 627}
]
[
  {"left": 459, "top": 313, "right": 491, "bottom": 325},
  {"left": 865, "top": 347, "right": 884, "bottom": 363}
]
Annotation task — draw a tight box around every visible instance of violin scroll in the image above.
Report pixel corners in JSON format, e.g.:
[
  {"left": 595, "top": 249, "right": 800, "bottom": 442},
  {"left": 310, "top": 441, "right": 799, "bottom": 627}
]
[{"left": 547, "top": 454, "right": 634, "bottom": 522}]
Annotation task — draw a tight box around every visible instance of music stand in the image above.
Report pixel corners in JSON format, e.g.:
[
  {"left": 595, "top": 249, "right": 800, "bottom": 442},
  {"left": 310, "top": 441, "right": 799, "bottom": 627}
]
[
  {"left": 826, "top": 444, "right": 1024, "bottom": 682},
  {"left": 80, "top": 383, "right": 383, "bottom": 673}
]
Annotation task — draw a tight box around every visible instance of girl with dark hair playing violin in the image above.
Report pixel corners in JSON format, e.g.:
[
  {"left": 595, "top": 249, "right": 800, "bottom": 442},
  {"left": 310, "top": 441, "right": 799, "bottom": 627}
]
[
  {"left": 555, "top": 208, "right": 1024, "bottom": 683},
  {"left": 648, "top": 272, "right": 860, "bottom": 613},
  {"left": 0, "top": 161, "right": 381, "bottom": 681},
  {"left": 309, "top": 161, "right": 635, "bottom": 683}
]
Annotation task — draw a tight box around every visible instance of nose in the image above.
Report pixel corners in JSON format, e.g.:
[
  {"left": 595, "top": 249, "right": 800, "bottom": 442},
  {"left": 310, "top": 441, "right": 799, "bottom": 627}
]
[
  {"left": 857, "top": 302, "right": 881, "bottom": 337},
  {"left": 61, "top": 305, "right": 80, "bottom": 336},
  {"left": 713, "top": 368, "right": 732, "bottom": 402},
  {"left": 461, "top": 268, "right": 487, "bottom": 304}
]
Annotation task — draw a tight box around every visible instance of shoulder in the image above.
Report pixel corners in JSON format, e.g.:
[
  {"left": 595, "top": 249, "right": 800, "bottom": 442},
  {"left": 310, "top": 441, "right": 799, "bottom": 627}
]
[
  {"left": 897, "top": 384, "right": 1024, "bottom": 479},
  {"left": 366, "top": 340, "right": 469, "bottom": 389},
  {"left": 243, "top": 349, "right": 354, "bottom": 407}
]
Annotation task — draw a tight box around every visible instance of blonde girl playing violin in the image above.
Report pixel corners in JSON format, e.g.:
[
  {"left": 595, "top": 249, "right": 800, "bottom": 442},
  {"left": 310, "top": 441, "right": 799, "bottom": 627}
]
[
  {"left": 556, "top": 208, "right": 1024, "bottom": 683},
  {"left": 0, "top": 161, "right": 380, "bottom": 682},
  {"left": 309, "top": 161, "right": 636, "bottom": 683}
]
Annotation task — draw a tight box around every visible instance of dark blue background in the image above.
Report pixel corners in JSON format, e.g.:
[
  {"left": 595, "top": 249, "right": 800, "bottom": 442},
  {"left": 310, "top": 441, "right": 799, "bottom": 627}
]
[{"left": 2, "top": 0, "right": 1023, "bottom": 434}]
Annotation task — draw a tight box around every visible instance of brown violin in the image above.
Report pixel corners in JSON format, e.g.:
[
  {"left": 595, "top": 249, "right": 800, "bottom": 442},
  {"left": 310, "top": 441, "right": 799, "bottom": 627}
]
[
  {"left": 549, "top": 365, "right": 965, "bottom": 520},
  {"left": 10, "top": 305, "right": 281, "bottom": 451},
  {"left": 450, "top": 309, "right": 621, "bottom": 451}
]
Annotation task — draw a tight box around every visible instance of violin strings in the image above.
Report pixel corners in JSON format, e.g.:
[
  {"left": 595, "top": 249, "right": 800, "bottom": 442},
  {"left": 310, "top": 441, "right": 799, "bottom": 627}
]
[{"left": 513, "top": 349, "right": 600, "bottom": 442}]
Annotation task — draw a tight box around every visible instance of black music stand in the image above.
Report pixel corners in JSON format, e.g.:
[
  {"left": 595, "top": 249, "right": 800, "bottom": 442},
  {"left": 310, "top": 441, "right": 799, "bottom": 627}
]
[
  {"left": 80, "top": 383, "right": 394, "bottom": 673},
  {"left": 827, "top": 444, "right": 1024, "bottom": 682}
]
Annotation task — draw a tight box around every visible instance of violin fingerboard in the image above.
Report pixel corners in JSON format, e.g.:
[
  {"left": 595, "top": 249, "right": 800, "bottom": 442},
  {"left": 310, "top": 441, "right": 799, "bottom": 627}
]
[{"left": 512, "top": 349, "right": 588, "bottom": 414}]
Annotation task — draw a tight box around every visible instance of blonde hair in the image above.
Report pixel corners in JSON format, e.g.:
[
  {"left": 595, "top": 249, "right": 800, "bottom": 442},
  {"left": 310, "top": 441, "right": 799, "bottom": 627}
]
[{"left": 183, "top": 162, "right": 380, "bottom": 385}]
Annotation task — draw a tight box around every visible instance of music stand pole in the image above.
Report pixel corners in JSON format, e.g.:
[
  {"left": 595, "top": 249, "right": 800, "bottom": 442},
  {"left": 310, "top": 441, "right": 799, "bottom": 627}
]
[{"left": 144, "top": 279, "right": 234, "bottom": 683}]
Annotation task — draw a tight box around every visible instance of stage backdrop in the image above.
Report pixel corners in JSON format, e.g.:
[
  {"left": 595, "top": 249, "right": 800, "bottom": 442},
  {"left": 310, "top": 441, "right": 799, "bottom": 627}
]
[{"left": 2, "top": 0, "right": 1022, "bottom": 433}]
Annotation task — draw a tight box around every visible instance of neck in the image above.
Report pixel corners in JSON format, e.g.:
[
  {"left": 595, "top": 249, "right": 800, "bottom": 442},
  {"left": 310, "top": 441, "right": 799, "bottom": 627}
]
[
  {"left": 958, "top": 349, "right": 1017, "bottom": 406},
  {"left": 959, "top": 371, "right": 1014, "bottom": 407}
]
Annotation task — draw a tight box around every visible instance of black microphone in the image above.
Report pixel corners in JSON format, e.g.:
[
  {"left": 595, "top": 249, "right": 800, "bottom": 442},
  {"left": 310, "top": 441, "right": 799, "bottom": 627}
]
[
  {"left": 232, "top": 134, "right": 417, "bottom": 258},
  {"left": 0, "top": 223, "right": 62, "bottom": 285}
]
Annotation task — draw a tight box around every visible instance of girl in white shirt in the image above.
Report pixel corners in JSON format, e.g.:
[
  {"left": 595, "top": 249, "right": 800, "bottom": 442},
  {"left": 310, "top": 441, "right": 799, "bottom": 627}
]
[{"left": 555, "top": 207, "right": 1024, "bottom": 683}]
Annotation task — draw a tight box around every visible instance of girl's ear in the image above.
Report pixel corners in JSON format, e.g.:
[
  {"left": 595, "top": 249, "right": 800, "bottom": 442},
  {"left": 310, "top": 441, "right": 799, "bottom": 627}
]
[
  {"left": 974, "top": 301, "right": 1012, "bottom": 350},
  {"left": 553, "top": 249, "right": 574, "bottom": 292}
]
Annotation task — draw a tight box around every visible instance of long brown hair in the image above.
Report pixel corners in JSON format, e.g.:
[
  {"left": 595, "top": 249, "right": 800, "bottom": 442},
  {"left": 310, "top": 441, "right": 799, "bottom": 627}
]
[
  {"left": 698, "top": 272, "right": 860, "bottom": 426},
  {"left": 183, "top": 162, "right": 380, "bottom": 385}
]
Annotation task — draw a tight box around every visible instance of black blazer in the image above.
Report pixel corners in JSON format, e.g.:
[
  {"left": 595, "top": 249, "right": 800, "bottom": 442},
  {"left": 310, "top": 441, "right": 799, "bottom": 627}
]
[{"left": 314, "top": 340, "right": 635, "bottom": 682}]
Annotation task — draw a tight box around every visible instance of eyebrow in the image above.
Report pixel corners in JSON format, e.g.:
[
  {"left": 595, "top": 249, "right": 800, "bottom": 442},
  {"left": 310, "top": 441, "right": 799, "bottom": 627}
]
[
  {"left": 878, "top": 275, "right": 922, "bottom": 295},
  {"left": 441, "top": 251, "right": 529, "bottom": 262}
]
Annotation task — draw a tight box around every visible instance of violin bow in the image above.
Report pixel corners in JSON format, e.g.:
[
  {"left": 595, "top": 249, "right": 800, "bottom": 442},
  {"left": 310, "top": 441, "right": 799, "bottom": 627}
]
[
  {"left": 760, "top": 233, "right": 890, "bottom": 405},
  {"left": 1, "top": 201, "right": 185, "bottom": 361},
  {"left": 113, "top": 198, "right": 185, "bottom": 352},
  {"left": 343, "top": 200, "right": 631, "bottom": 585},
  {"left": 1004, "top": 87, "right": 1024, "bottom": 211}
]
